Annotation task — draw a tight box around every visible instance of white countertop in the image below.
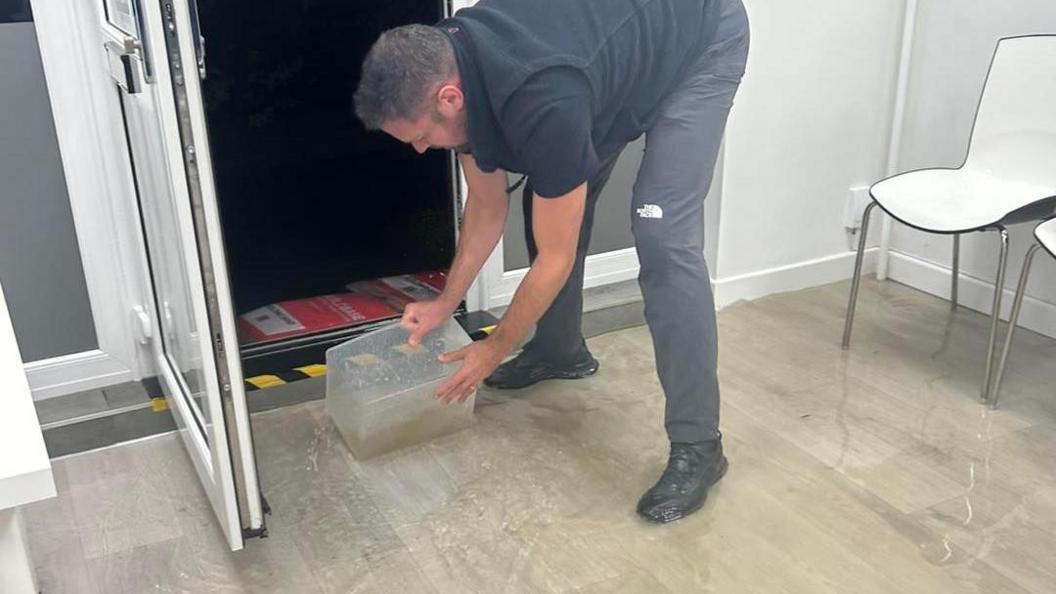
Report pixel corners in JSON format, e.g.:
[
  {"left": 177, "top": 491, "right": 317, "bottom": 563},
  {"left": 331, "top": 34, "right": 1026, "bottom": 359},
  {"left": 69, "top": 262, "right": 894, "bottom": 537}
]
[{"left": 0, "top": 281, "right": 55, "bottom": 510}]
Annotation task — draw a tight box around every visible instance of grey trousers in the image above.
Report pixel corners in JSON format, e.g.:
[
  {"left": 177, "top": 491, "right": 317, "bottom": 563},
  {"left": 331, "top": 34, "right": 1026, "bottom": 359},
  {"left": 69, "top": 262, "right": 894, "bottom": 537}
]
[{"left": 521, "top": 0, "right": 749, "bottom": 444}]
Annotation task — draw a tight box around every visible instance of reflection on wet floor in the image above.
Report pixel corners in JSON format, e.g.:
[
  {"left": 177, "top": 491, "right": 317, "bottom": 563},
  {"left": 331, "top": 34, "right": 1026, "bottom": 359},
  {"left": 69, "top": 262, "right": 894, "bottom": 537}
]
[{"left": 25, "top": 278, "right": 1056, "bottom": 593}]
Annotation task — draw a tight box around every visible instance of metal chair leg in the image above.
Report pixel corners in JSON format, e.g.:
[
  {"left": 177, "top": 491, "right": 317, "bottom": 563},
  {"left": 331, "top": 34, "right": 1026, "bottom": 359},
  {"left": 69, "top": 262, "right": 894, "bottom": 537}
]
[
  {"left": 951, "top": 234, "right": 960, "bottom": 310},
  {"left": 981, "top": 228, "right": 1010, "bottom": 402},
  {"left": 989, "top": 243, "right": 1041, "bottom": 409},
  {"left": 843, "top": 201, "right": 878, "bottom": 349}
]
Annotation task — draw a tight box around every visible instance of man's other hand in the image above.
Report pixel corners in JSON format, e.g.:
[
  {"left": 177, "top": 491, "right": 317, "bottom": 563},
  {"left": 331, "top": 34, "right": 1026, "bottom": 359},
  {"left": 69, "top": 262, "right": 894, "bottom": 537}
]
[
  {"left": 401, "top": 298, "right": 457, "bottom": 346},
  {"left": 434, "top": 337, "right": 511, "bottom": 404}
]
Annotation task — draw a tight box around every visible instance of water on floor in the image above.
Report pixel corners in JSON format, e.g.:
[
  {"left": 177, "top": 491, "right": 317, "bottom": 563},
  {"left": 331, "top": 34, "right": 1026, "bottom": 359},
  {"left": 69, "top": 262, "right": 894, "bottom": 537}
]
[{"left": 23, "top": 278, "right": 1056, "bottom": 593}]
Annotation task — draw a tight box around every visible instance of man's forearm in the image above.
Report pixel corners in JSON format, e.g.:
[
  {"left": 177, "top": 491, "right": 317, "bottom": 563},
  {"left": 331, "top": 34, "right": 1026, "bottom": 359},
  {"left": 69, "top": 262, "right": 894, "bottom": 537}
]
[
  {"left": 489, "top": 183, "right": 586, "bottom": 351},
  {"left": 439, "top": 190, "right": 507, "bottom": 307}
]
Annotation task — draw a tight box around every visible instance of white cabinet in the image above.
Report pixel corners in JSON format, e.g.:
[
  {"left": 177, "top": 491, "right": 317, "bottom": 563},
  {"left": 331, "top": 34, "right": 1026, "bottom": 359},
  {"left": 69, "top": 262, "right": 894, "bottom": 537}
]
[{"left": 0, "top": 282, "right": 57, "bottom": 592}]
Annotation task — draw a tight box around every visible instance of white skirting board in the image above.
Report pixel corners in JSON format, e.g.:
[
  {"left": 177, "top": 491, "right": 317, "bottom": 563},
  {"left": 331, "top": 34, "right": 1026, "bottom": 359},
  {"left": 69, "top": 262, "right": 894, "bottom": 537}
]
[
  {"left": 712, "top": 249, "right": 878, "bottom": 309},
  {"left": 489, "top": 247, "right": 880, "bottom": 312},
  {"left": 24, "top": 350, "right": 133, "bottom": 401},
  {"left": 887, "top": 250, "right": 1056, "bottom": 340}
]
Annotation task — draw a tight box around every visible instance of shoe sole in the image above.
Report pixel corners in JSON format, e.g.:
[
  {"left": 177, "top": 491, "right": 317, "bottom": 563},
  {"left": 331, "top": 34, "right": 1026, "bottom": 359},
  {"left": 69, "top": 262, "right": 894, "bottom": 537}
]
[
  {"left": 483, "top": 360, "right": 600, "bottom": 390},
  {"left": 640, "top": 455, "right": 729, "bottom": 525}
]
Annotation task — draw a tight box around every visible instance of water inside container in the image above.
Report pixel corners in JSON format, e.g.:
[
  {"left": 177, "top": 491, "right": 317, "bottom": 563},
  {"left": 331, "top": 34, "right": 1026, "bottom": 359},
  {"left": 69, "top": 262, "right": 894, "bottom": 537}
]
[{"left": 325, "top": 319, "right": 475, "bottom": 458}]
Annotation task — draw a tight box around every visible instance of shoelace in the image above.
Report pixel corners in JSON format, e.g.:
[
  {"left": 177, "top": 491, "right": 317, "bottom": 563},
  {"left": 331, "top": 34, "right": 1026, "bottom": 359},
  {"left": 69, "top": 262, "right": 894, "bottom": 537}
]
[{"left": 657, "top": 446, "right": 699, "bottom": 488}]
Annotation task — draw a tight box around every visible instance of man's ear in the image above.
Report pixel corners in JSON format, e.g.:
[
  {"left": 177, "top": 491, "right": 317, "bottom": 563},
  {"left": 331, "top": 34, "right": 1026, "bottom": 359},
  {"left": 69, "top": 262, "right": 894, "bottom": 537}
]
[{"left": 436, "top": 83, "right": 464, "bottom": 118}]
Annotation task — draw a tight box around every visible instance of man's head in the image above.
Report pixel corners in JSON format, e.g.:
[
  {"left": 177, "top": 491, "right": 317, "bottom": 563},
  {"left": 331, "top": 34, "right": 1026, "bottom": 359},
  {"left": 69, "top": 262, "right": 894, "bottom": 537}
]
[{"left": 354, "top": 24, "right": 468, "bottom": 153}]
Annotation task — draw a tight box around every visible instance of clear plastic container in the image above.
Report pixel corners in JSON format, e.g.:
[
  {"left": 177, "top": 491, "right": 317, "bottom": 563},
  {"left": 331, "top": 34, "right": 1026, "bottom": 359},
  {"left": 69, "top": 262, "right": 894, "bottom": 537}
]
[{"left": 325, "top": 318, "right": 475, "bottom": 458}]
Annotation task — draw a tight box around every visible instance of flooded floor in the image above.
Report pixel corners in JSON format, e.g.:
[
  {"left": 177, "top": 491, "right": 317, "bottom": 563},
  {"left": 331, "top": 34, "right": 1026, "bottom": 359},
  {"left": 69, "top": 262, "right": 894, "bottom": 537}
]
[{"left": 24, "top": 278, "right": 1056, "bottom": 593}]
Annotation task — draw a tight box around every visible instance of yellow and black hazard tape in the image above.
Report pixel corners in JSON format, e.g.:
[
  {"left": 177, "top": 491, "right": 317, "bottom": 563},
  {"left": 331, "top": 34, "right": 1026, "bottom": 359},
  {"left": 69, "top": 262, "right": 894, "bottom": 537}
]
[
  {"left": 244, "top": 364, "right": 327, "bottom": 392},
  {"left": 241, "top": 325, "right": 498, "bottom": 393},
  {"left": 469, "top": 324, "right": 497, "bottom": 341}
]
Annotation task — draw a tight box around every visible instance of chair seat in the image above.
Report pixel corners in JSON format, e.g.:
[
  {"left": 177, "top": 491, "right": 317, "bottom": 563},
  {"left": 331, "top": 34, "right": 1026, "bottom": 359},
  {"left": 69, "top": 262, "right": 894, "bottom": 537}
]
[
  {"left": 870, "top": 166, "right": 1056, "bottom": 233},
  {"left": 1036, "top": 218, "right": 1056, "bottom": 258}
]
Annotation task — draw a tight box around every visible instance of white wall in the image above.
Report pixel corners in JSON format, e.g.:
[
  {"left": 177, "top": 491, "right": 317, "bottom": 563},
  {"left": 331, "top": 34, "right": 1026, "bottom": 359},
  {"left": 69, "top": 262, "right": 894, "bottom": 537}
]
[
  {"left": 0, "top": 22, "right": 98, "bottom": 361},
  {"left": 713, "top": 0, "right": 906, "bottom": 305},
  {"left": 889, "top": 0, "right": 1056, "bottom": 338}
]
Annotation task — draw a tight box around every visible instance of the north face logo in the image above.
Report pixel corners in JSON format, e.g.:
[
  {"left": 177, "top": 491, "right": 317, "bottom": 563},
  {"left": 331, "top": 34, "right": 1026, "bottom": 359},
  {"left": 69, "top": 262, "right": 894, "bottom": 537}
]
[{"left": 636, "top": 204, "right": 664, "bottom": 219}]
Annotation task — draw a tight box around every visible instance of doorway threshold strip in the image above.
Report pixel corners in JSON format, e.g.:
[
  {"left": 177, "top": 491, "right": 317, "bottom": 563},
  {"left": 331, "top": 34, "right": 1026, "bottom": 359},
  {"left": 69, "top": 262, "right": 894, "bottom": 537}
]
[
  {"left": 39, "top": 401, "right": 157, "bottom": 432},
  {"left": 41, "top": 403, "right": 178, "bottom": 458}
]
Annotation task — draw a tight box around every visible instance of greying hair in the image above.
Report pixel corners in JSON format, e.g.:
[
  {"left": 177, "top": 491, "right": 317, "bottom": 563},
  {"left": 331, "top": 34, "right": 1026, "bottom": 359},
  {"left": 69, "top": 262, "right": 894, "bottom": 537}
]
[{"left": 354, "top": 25, "right": 457, "bottom": 130}]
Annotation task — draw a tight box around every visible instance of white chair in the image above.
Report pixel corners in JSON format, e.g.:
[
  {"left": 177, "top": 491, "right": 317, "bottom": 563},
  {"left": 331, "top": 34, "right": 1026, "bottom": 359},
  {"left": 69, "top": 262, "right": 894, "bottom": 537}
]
[
  {"left": 843, "top": 35, "right": 1056, "bottom": 403},
  {"left": 988, "top": 218, "right": 1056, "bottom": 408}
]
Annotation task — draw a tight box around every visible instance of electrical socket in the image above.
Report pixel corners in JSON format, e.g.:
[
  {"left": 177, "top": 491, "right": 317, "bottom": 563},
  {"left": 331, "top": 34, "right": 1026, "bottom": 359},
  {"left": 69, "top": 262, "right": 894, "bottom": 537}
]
[{"left": 843, "top": 185, "right": 872, "bottom": 249}]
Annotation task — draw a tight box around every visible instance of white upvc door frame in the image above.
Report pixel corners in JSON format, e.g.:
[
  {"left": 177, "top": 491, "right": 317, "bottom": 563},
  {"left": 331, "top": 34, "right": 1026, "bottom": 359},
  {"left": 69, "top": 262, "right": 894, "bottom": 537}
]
[{"left": 28, "top": 0, "right": 157, "bottom": 400}]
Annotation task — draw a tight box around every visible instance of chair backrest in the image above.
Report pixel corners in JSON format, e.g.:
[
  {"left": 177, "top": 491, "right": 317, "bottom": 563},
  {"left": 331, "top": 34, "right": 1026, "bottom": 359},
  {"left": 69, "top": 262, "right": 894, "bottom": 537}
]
[
  {"left": 967, "top": 35, "right": 1056, "bottom": 187},
  {"left": 1037, "top": 218, "right": 1056, "bottom": 258}
]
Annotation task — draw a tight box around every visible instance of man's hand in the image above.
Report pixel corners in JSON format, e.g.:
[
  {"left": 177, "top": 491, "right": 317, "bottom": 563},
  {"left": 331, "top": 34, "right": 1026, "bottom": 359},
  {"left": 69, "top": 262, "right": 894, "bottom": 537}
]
[
  {"left": 434, "top": 337, "right": 511, "bottom": 404},
  {"left": 401, "top": 298, "right": 458, "bottom": 346}
]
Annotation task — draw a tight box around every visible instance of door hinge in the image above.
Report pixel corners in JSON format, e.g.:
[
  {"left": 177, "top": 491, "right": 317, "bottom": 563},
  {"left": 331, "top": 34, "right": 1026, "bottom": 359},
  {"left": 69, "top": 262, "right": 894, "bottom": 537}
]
[{"left": 242, "top": 495, "right": 270, "bottom": 540}]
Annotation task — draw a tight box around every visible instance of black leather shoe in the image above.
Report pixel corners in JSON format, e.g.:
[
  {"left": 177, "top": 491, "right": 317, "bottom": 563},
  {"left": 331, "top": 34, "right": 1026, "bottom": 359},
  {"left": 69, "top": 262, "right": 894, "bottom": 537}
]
[
  {"left": 637, "top": 440, "right": 728, "bottom": 524},
  {"left": 483, "top": 348, "right": 599, "bottom": 390}
]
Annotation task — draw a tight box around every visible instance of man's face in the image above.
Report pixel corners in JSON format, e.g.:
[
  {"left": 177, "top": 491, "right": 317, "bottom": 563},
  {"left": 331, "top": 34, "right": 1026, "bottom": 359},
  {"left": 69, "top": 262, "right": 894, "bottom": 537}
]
[
  {"left": 383, "top": 111, "right": 467, "bottom": 154},
  {"left": 381, "top": 83, "right": 468, "bottom": 154}
]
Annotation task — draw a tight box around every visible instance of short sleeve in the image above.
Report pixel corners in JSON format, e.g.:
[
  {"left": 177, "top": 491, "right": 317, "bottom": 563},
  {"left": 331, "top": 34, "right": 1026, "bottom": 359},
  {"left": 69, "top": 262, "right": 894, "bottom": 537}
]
[{"left": 500, "top": 68, "right": 599, "bottom": 198}]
